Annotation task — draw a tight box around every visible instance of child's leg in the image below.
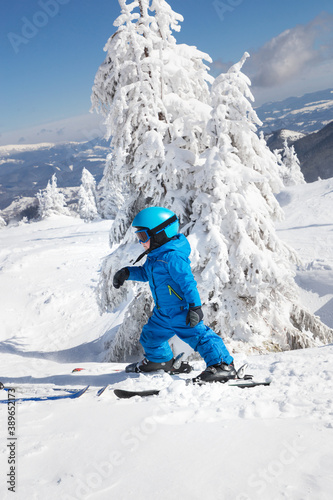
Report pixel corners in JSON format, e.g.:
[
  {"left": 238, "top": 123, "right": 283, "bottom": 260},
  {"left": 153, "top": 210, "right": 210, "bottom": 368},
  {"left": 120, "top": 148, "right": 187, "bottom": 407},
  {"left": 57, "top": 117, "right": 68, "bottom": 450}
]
[
  {"left": 171, "top": 308, "right": 233, "bottom": 367},
  {"left": 140, "top": 307, "right": 174, "bottom": 362}
]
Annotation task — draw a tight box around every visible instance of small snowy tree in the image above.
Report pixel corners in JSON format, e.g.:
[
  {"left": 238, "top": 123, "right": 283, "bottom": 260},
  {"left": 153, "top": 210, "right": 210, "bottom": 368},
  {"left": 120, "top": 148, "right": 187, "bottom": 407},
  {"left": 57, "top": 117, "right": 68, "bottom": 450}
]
[
  {"left": 281, "top": 140, "right": 305, "bottom": 186},
  {"left": 37, "top": 174, "right": 70, "bottom": 219},
  {"left": 78, "top": 168, "right": 99, "bottom": 221}
]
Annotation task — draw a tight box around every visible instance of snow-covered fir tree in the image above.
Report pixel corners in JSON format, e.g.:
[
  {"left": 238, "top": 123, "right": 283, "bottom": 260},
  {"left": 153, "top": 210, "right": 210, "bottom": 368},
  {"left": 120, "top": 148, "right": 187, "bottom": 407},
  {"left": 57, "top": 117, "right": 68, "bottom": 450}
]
[
  {"left": 37, "top": 174, "right": 70, "bottom": 219},
  {"left": 91, "top": 0, "right": 214, "bottom": 358},
  {"left": 279, "top": 139, "right": 305, "bottom": 186},
  {"left": 187, "top": 53, "right": 331, "bottom": 352},
  {"left": 91, "top": 0, "right": 213, "bottom": 241},
  {"left": 78, "top": 168, "right": 99, "bottom": 221},
  {"left": 209, "top": 53, "right": 284, "bottom": 196},
  {"left": 92, "top": 3, "right": 332, "bottom": 360}
]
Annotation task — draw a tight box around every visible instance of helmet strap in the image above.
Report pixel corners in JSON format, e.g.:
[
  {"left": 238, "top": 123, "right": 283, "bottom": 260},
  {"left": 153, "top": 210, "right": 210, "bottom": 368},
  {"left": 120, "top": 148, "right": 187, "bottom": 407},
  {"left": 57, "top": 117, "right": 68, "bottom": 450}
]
[
  {"left": 131, "top": 249, "right": 150, "bottom": 265},
  {"left": 149, "top": 214, "right": 177, "bottom": 236},
  {"left": 131, "top": 214, "right": 178, "bottom": 264}
]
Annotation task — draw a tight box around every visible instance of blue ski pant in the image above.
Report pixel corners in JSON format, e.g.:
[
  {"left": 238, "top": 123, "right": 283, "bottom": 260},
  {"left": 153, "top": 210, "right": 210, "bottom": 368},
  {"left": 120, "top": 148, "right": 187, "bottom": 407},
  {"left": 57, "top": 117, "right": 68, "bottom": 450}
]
[{"left": 140, "top": 306, "right": 233, "bottom": 367}]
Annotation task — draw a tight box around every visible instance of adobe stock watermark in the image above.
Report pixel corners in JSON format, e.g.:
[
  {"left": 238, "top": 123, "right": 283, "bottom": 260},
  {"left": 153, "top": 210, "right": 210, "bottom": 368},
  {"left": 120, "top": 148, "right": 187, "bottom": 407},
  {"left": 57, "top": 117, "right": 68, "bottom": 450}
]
[
  {"left": 61, "top": 405, "right": 168, "bottom": 499},
  {"left": 235, "top": 437, "right": 306, "bottom": 500},
  {"left": 213, "top": 0, "right": 245, "bottom": 22},
  {"left": 7, "top": 0, "right": 72, "bottom": 54}
]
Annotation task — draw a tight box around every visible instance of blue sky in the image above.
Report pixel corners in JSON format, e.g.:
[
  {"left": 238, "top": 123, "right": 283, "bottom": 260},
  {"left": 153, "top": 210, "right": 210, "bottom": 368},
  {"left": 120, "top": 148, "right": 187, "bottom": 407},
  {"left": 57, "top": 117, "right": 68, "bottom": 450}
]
[{"left": 1, "top": 0, "right": 333, "bottom": 145}]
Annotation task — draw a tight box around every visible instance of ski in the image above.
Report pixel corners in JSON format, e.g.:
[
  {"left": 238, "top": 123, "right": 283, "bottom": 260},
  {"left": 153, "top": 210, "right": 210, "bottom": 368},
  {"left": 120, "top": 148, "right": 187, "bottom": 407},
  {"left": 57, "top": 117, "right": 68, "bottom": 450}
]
[
  {"left": 0, "top": 384, "right": 110, "bottom": 402},
  {"left": 72, "top": 367, "right": 122, "bottom": 373},
  {"left": 227, "top": 379, "right": 271, "bottom": 388},
  {"left": 114, "top": 378, "right": 271, "bottom": 399},
  {"left": 0, "top": 385, "right": 90, "bottom": 403},
  {"left": 114, "top": 388, "right": 160, "bottom": 399},
  {"left": 97, "top": 385, "right": 109, "bottom": 396},
  {"left": 1, "top": 386, "right": 79, "bottom": 395}
]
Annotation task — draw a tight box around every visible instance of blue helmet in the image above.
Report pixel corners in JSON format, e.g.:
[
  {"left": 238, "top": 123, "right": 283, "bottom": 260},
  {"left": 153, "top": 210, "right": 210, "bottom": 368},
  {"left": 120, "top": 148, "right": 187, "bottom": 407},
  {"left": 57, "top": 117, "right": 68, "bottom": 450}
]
[{"left": 132, "top": 207, "right": 179, "bottom": 242}]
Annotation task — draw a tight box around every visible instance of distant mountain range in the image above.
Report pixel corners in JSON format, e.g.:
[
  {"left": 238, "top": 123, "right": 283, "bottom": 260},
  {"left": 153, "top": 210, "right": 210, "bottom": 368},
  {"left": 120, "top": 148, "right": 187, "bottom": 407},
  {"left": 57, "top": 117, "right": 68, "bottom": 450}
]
[
  {"left": 0, "top": 139, "right": 109, "bottom": 211},
  {"left": 256, "top": 88, "right": 333, "bottom": 134},
  {"left": 1, "top": 89, "right": 332, "bottom": 218}
]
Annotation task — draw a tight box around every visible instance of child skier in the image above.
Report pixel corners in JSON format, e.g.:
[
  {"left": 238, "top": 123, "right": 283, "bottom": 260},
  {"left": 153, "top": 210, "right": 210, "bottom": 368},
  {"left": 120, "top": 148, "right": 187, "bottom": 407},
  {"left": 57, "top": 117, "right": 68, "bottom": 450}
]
[{"left": 113, "top": 207, "right": 236, "bottom": 382}]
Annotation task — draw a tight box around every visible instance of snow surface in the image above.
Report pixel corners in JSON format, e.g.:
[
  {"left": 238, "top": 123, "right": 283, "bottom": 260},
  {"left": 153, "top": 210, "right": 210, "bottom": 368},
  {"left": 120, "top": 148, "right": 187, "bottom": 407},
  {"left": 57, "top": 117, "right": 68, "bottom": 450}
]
[
  {"left": 276, "top": 178, "right": 333, "bottom": 329},
  {"left": 0, "top": 180, "right": 333, "bottom": 499}
]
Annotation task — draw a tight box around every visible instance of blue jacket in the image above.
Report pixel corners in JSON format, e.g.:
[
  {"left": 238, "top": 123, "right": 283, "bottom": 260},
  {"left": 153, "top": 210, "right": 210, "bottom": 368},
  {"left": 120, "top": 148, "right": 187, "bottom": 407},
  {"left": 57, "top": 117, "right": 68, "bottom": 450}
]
[{"left": 128, "top": 234, "right": 201, "bottom": 309}]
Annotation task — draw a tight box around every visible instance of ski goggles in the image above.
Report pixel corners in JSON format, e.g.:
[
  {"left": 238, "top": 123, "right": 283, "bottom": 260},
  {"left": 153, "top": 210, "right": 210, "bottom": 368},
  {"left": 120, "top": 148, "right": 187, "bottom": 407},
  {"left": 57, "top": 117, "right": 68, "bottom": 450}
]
[
  {"left": 135, "top": 228, "right": 151, "bottom": 243},
  {"left": 134, "top": 215, "right": 178, "bottom": 243}
]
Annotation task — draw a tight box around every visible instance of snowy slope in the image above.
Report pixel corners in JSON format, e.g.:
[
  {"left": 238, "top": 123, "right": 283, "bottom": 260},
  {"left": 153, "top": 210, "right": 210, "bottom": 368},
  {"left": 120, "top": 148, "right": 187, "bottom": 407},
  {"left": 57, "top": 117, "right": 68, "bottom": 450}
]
[
  {"left": 0, "top": 180, "right": 333, "bottom": 500},
  {"left": 276, "top": 178, "right": 333, "bottom": 329}
]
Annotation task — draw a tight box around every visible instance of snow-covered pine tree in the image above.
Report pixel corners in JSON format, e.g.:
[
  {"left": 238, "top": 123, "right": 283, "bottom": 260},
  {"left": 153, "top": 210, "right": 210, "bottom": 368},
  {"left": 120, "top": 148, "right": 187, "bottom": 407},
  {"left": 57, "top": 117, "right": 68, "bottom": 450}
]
[
  {"left": 91, "top": 0, "right": 213, "bottom": 359},
  {"left": 210, "top": 53, "right": 284, "bottom": 195},
  {"left": 92, "top": 0, "right": 169, "bottom": 236},
  {"left": 91, "top": 0, "right": 212, "bottom": 241},
  {"left": 78, "top": 168, "right": 99, "bottom": 221},
  {"left": 37, "top": 174, "right": 70, "bottom": 219},
  {"left": 280, "top": 139, "right": 305, "bottom": 186},
  {"left": 188, "top": 53, "right": 332, "bottom": 352}
]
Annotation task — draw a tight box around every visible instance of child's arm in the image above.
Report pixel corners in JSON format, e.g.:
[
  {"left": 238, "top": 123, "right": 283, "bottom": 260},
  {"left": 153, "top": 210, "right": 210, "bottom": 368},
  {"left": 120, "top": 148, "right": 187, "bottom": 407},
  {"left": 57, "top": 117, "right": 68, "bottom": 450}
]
[
  {"left": 113, "top": 264, "right": 148, "bottom": 289},
  {"left": 127, "top": 265, "right": 148, "bottom": 282}
]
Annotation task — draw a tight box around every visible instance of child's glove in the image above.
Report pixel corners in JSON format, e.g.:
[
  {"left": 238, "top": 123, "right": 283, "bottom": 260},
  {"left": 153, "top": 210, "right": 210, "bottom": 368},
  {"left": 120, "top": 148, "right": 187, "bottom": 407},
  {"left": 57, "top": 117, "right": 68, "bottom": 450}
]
[
  {"left": 186, "top": 305, "right": 203, "bottom": 327},
  {"left": 113, "top": 268, "right": 130, "bottom": 289}
]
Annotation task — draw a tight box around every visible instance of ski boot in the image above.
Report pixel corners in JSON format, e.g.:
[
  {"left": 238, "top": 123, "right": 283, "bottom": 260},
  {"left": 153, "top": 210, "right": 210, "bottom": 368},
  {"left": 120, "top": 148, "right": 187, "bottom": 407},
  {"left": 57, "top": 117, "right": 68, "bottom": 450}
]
[
  {"left": 193, "top": 361, "right": 237, "bottom": 383},
  {"left": 125, "top": 352, "right": 193, "bottom": 374}
]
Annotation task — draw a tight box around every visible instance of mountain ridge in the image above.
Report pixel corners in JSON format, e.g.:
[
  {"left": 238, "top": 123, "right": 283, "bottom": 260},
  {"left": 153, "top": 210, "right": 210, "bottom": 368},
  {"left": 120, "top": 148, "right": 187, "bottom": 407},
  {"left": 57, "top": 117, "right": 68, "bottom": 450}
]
[
  {"left": 256, "top": 88, "right": 333, "bottom": 134},
  {"left": 1, "top": 88, "right": 333, "bottom": 217},
  {"left": 0, "top": 138, "right": 109, "bottom": 210}
]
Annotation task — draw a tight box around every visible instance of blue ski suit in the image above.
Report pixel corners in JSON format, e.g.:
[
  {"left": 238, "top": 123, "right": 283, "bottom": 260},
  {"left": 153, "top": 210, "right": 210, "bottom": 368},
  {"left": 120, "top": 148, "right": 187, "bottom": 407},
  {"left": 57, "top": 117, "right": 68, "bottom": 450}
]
[{"left": 128, "top": 234, "right": 233, "bottom": 367}]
